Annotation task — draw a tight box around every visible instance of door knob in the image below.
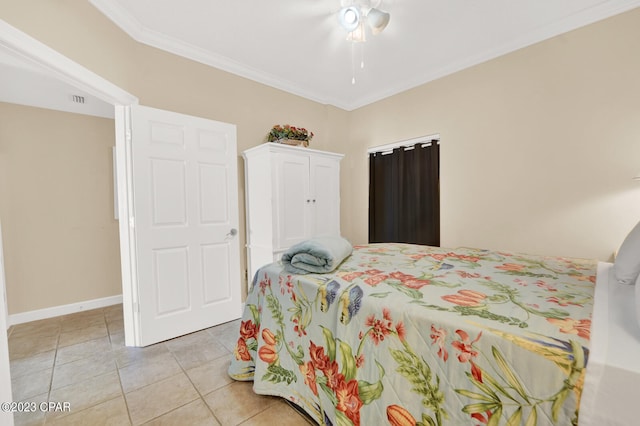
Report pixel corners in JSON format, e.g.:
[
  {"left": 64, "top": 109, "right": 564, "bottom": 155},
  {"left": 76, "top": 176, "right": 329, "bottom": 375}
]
[{"left": 226, "top": 228, "right": 238, "bottom": 239}]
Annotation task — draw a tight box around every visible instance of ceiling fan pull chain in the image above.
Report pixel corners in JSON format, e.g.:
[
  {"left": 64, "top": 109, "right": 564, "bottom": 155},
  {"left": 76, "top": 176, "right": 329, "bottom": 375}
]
[{"left": 351, "top": 42, "right": 357, "bottom": 84}]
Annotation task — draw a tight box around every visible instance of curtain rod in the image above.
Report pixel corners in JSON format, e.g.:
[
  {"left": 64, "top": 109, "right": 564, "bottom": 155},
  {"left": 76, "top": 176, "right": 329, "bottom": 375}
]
[{"left": 366, "top": 133, "right": 440, "bottom": 155}]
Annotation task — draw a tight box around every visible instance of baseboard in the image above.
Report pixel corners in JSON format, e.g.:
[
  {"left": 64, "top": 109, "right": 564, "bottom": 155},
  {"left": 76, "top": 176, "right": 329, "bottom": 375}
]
[{"left": 8, "top": 294, "right": 123, "bottom": 326}]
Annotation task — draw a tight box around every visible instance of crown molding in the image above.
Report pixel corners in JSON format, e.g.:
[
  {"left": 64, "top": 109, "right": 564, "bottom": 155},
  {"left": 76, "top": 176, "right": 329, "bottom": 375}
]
[
  {"left": 89, "top": 0, "right": 350, "bottom": 109},
  {"left": 345, "top": 0, "right": 640, "bottom": 110},
  {"left": 90, "top": 0, "right": 640, "bottom": 112}
]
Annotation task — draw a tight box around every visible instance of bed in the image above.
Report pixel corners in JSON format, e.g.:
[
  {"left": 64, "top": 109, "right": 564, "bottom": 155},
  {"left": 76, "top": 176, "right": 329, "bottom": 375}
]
[
  {"left": 228, "top": 242, "right": 637, "bottom": 425},
  {"left": 579, "top": 262, "right": 640, "bottom": 426}
]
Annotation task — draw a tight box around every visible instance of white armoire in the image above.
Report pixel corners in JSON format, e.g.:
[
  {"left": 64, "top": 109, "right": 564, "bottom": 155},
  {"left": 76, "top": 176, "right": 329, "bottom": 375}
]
[{"left": 242, "top": 143, "right": 344, "bottom": 286}]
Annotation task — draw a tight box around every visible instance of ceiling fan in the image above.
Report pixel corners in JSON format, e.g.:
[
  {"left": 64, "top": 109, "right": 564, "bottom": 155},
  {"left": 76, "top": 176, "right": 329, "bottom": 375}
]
[{"left": 337, "top": 0, "right": 390, "bottom": 42}]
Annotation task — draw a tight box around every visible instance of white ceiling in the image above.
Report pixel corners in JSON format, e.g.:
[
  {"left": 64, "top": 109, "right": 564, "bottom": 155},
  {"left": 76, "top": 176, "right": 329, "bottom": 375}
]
[
  {"left": 88, "top": 0, "right": 640, "bottom": 111},
  {"left": 1, "top": 1, "right": 639, "bottom": 116}
]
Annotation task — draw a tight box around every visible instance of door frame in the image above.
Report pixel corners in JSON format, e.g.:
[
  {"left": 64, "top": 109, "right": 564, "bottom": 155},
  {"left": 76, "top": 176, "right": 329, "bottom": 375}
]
[
  {"left": 0, "top": 20, "right": 142, "bottom": 345},
  {"left": 0, "top": 220, "right": 12, "bottom": 426}
]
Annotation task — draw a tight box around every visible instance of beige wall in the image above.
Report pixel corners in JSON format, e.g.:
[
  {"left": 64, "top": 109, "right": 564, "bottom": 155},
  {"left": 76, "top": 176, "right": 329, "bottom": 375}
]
[
  {"left": 341, "top": 8, "right": 640, "bottom": 261},
  {"left": 2, "top": 2, "right": 639, "bottom": 314},
  {"left": 0, "top": 103, "right": 120, "bottom": 314}
]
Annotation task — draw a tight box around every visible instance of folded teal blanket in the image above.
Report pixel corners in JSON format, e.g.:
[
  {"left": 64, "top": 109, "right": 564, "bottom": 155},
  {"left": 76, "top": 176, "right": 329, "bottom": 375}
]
[{"left": 281, "top": 236, "right": 353, "bottom": 275}]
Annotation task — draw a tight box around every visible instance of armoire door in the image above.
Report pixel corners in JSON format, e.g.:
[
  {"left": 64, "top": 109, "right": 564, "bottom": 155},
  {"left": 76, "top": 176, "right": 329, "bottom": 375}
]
[
  {"left": 273, "top": 152, "right": 311, "bottom": 249},
  {"left": 309, "top": 155, "right": 341, "bottom": 237}
]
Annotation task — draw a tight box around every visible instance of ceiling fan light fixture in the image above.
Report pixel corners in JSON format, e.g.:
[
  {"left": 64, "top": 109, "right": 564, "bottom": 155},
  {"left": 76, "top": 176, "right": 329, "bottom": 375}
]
[
  {"left": 338, "top": 6, "right": 361, "bottom": 32},
  {"left": 347, "top": 21, "right": 367, "bottom": 42},
  {"left": 367, "top": 7, "right": 390, "bottom": 34}
]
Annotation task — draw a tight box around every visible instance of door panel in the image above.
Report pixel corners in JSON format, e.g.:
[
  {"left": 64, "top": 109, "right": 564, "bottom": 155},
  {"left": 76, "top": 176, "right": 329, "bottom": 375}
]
[
  {"left": 202, "top": 243, "right": 231, "bottom": 304},
  {"left": 310, "top": 156, "right": 341, "bottom": 236},
  {"left": 274, "top": 153, "right": 310, "bottom": 249},
  {"left": 132, "top": 105, "right": 241, "bottom": 346},
  {"left": 151, "top": 158, "right": 187, "bottom": 226},
  {"left": 199, "top": 164, "right": 228, "bottom": 223},
  {"left": 154, "top": 247, "right": 190, "bottom": 315}
]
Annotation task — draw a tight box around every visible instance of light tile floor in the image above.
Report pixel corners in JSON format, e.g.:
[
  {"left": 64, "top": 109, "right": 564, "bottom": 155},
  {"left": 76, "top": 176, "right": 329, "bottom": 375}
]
[{"left": 8, "top": 305, "right": 313, "bottom": 425}]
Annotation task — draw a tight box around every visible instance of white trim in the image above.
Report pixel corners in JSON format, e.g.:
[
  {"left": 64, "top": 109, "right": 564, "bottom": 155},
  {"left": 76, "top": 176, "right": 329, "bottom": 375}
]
[
  {"left": 112, "top": 147, "right": 119, "bottom": 220},
  {"left": 367, "top": 134, "right": 440, "bottom": 155},
  {"left": 0, "top": 221, "right": 7, "bottom": 330},
  {"left": 0, "top": 20, "right": 137, "bottom": 106},
  {"left": 0, "top": 220, "right": 12, "bottom": 426},
  {"left": 8, "top": 295, "right": 123, "bottom": 326},
  {"left": 115, "top": 105, "right": 140, "bottom": 347}
]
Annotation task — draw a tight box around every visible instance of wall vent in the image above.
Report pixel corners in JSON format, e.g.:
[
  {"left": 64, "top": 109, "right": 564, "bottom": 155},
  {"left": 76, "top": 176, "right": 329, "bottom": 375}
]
[{"left": 70, "top": 95, "right": 86, "bottom": 104}]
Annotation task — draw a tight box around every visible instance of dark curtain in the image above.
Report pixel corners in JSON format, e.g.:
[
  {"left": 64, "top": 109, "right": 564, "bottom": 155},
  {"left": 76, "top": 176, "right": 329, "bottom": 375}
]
[{"left": 368, "top": 141, "right": 440, "bottom": 246}]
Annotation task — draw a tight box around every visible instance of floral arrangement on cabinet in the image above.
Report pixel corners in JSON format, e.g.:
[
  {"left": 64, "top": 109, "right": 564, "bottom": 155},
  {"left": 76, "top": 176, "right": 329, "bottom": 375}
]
[{"left": 267, "top": 124, "right": 314, "bottom": 147}]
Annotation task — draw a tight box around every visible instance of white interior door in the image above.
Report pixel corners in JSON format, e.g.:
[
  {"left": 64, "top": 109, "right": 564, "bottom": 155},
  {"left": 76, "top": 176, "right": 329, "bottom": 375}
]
[{"left": 131, "top": 105, "right": 242, "bottom": 346}]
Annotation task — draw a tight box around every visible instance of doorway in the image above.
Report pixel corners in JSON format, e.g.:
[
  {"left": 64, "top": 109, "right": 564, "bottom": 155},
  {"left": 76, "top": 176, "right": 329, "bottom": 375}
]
[
  {"left": 0, "top": 19, "right": 243, "bottom": 349},
  {"left": 0, "top": 23, "right": 137, "bottom": 424},
  {"left": 0, "top": 20, "right": 140, "bottom": 351},
  {"left": 0, "top": 103, "right": 119, "bottom": 323}
]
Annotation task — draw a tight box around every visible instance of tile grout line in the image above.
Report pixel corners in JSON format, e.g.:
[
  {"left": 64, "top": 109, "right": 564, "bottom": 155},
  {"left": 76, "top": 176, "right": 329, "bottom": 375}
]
[
  {"left": 42, "top": 319, "right": 62, "bottom": 425},
  {"left": 110, "top": 308, "right": 135, "bottom": 426},
  {"left": 154, "top": 331, "right": 224, "bottom": 425},
  {"left": 45, "top": 308, "right": 122, "bottom": 425},
  {"left": 115, "top": 334, "right": 211, "bottom": 425}
]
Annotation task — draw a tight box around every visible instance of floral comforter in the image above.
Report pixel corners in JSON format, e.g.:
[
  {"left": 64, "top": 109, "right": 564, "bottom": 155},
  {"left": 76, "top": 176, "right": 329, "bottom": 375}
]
[{"left": 228, "top": 244, "right": 596, "bottom": 426}]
